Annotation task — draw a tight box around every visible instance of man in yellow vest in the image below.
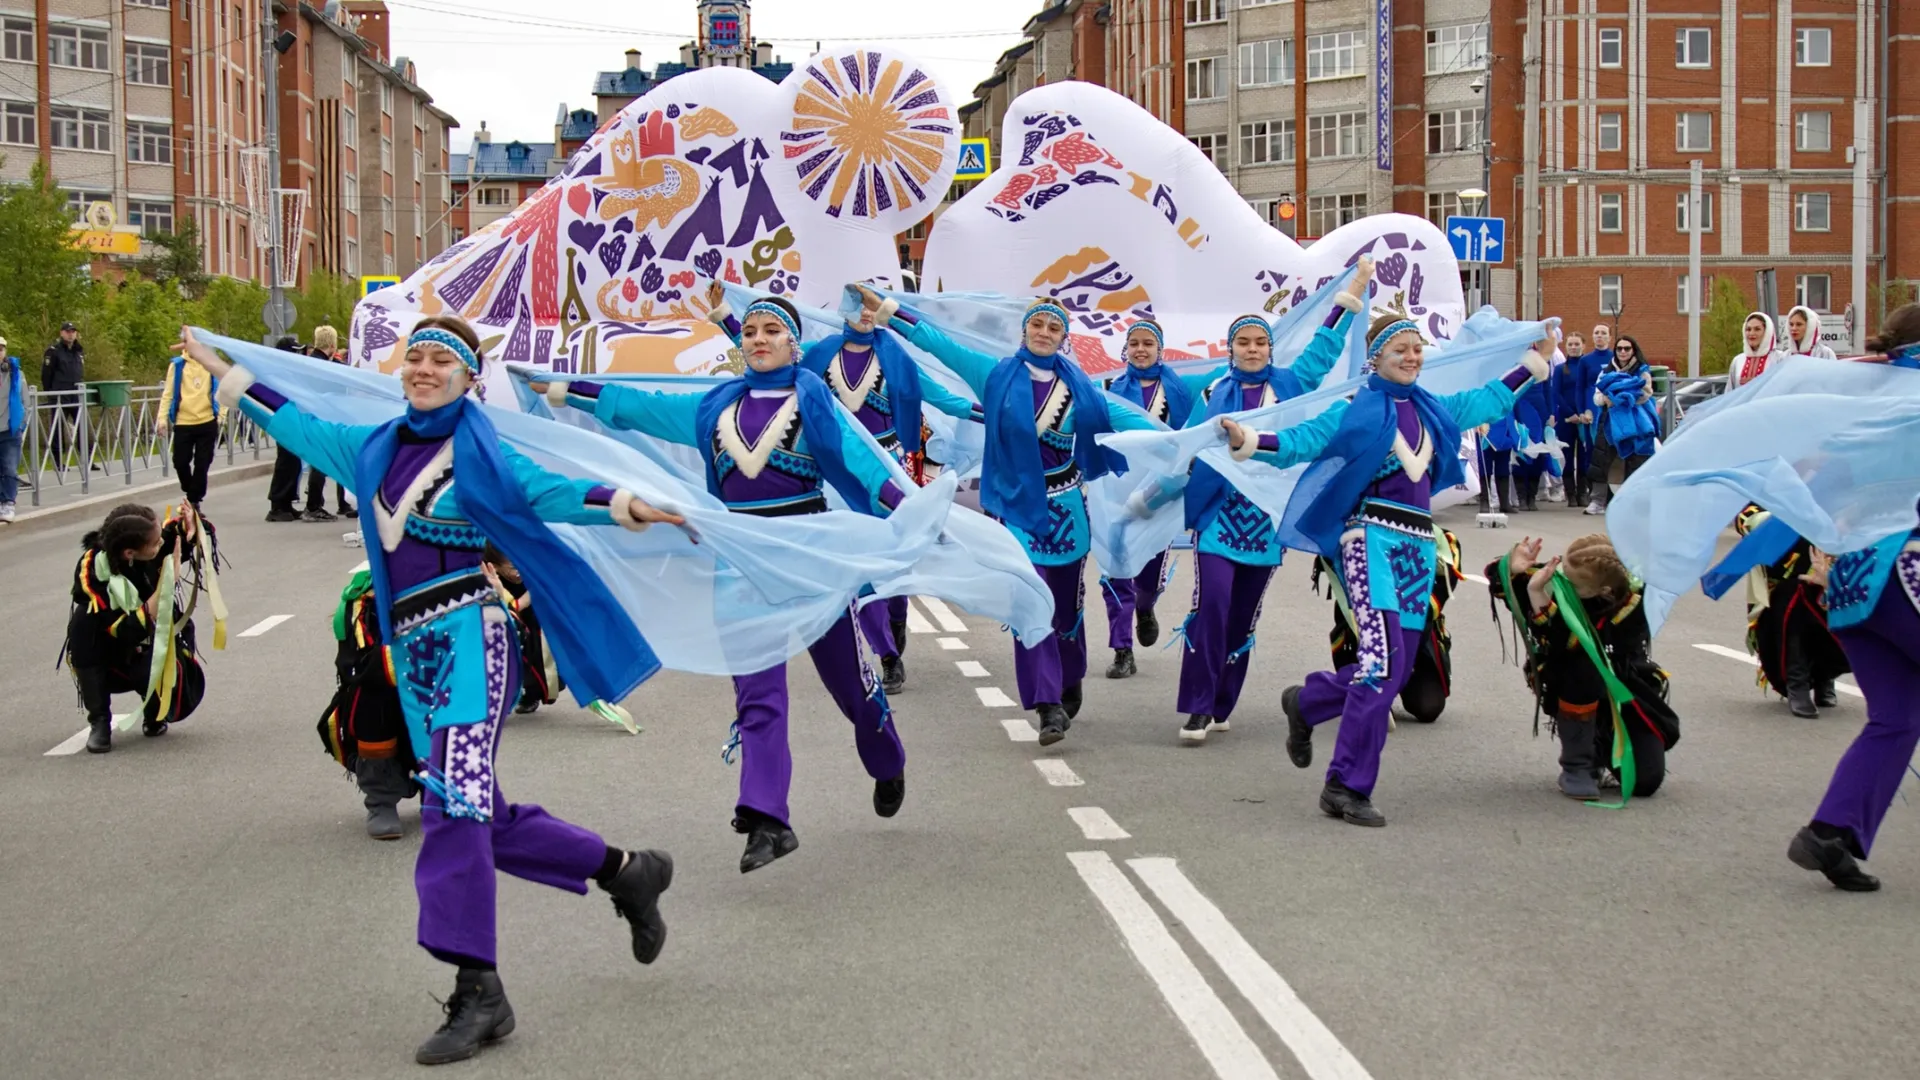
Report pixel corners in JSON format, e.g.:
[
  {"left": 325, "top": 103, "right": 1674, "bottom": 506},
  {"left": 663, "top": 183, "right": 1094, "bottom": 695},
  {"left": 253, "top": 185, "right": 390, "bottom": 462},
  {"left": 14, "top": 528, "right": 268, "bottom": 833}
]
[{"left": 156, "top": 346, "right": 221, "bottom": 506}]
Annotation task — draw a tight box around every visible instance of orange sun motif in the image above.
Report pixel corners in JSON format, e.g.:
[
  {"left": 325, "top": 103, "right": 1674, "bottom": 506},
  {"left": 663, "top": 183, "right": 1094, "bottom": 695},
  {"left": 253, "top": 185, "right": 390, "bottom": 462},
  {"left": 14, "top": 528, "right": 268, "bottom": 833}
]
[{"left": 784, "top": 51, "right": 953, "bottom": 219}]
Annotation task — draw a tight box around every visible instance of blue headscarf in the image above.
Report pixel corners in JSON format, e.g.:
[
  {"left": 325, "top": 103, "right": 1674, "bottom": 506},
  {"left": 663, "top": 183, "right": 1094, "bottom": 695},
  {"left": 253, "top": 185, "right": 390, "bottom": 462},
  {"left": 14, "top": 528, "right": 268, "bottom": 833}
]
[
  {"left": 1277, "top": 372, "right": 1464, "bottom": 559},
  {"left": 1184, "top": 322, "right": 1306, "bottom": 533},
  {"left": 353, "top": 397, "right": 660, "bottom": 706},
  {"left": 693, "top": 360, "right": 873, "bottom": 513},
  {"left": 1106, "top": 320, "right": 1196, "bottom": 429},
  {"left": 980, "top": 303, "right": 1125, "bottom": 534},
  {"left": 801, "top": 323, "right": 925, "bottom": 453}
]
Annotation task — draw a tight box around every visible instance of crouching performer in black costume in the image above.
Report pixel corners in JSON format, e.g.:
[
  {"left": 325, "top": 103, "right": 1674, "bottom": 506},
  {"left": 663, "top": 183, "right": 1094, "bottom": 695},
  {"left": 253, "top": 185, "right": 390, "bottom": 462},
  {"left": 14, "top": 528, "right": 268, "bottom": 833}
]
[
  {"left": 319, "top": 565, "right": 418, "bottom": 839},
  {"left": 1320, "top": 527, "right": 1464, "bottom": 726},
  {"left": 1733, "top": 505, "right": 1850, "bottom": 718},
  {"left": 1487, "top": 535, "right": 1679, "bottom": 802}
]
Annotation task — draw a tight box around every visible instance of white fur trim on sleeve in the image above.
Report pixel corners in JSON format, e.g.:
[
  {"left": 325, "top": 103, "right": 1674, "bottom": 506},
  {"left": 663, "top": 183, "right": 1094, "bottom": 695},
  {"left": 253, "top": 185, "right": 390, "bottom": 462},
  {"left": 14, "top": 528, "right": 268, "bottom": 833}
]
[
  {"left": 544, "top": 380, "right": 571, "bottom": 409},
  {"left": 214, "top": 366, "right": 255, "bottom": 409},
  {"left": 1593, "top": 389, "right": 1608, "bottom": 407},
  {"left": 876, "top": 297, "right": 900, "bottom": 324},
  {"left": 608, "top": 488, "right": 651, "bottom": 533},
  {"left": 1333, "top": 291, "right": 1364, "bottom": 313},
  {"left": 1228, "top": 429, "right": 1260, "bottom": 462},
  {"left": 706, "top": 299, "right": 734, "bottom": 326},
  {"left": 1519, "top": 349, "right": 1549, "bottom": 383}
]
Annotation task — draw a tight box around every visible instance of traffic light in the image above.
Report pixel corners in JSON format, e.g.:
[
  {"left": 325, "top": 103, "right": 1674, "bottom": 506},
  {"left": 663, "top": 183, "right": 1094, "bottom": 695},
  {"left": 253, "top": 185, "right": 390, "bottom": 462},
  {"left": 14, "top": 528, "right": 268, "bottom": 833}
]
[{"left": 1274, "top": 197, "right": 1297, "bottom": 238}]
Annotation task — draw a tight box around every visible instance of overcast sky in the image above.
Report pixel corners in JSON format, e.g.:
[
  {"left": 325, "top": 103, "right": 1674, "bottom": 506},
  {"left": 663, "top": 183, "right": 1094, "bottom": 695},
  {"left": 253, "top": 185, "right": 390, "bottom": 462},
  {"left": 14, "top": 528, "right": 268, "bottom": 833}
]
[{"left": 381, "top": 0, "right": 1042, "bottom": 150}]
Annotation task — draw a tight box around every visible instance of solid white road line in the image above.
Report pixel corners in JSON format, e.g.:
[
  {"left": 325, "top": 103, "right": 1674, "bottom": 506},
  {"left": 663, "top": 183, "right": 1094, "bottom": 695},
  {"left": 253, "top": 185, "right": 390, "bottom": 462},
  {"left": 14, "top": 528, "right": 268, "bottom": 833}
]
[
  {"left": 976, "top": 686, "right": 1017, "bottom": 707},
  {"left": 1034, "top": 759, "right": 1084, "bottom": 786},
  {"left": 1069, "top": 807, "right": 1132, "bottom": 840},
  {"left": 1067, "top": 852, "right": 1282, "bottom": 1080},
  {"left": 46, "top": 713, "right": 136, "bottom": 757},
  {"left": 904, "top": 603, "right": 935, "bottom": 634},
  {"left": 238, "top": 614, "right": 294, "bottom": 638},
  {"left": 1693, "top": 643, "right": 1864, "bottom": 696},
  {"left": 937, "top": 636, "right": 969, "bottom": 650},
  {"left": 1001, "top": 718, "right": 1040, "bottom": 742},
  {"left": 918, "top": 595, "right": 970, "bottom": 632},
  {"left": 1130, "top": 858, "right": 1376, "bottom": 1080},
  {"left": 956, "top": 660, "right": 990, "bottom": 677}
]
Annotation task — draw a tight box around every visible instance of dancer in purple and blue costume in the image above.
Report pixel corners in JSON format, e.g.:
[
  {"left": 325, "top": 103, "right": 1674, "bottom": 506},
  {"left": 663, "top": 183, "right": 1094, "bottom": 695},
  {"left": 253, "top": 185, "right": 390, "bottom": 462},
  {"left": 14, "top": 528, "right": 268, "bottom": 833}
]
[
  {"left": 858, "top": 286, "right": 1163, "bottom": 745},
  {"left": 1098, "top": 319, "right": 1216, "bottom": 680},
  {"left": 789, "top": 297, "right": 982, "bottom": 694},
  {"left": 179, "top": 316, "right": 679, "bottom": 1066},
  {"left": 537, "top": 295, "right": 914, "bottom": 874},
  {"left": 1788, "top": 307, "right": 1920, "bottom": 892},
  {"left": 1169, "top": 280, "right": 1366, "bottom": 746},
  {"left": 1224, "top": 312, "right": 1548, "bottom": 825}
]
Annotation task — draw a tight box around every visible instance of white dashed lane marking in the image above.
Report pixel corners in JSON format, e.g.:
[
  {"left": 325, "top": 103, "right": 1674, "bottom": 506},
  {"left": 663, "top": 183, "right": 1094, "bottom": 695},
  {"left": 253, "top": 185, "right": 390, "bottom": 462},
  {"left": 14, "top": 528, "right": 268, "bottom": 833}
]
[
  {"left": 1034, "top": 759, "right": 1084, "bottom": 786},
  {"left": 917, "top": 596, "right": 969, "bottom": 632},
  {"left": 976, "top": 686, "right": 1017, "bottom": 707},
  {"left": 937, "top": 637, "right": 969, "bottom": 650},
  {"left": 238, "top": 614, "right": 294, "bottom": 638},
  {"left": 955, "top": 660, "right": 990, "bottom": 677},
  {"left": 1069, "top": 807, "right": 1131, "bottom": 840},
  {"left": 1001, "top": 719, "right": 1040, "bottom": 742}
]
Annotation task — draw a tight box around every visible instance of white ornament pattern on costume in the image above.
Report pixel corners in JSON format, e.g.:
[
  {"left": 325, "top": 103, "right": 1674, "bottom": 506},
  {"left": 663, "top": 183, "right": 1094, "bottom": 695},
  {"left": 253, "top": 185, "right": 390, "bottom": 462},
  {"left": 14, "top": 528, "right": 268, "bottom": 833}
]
[
  {"left": 442, "top": 716, "right": 498, "bottom": 821},
  {"left": 1898, "top": 548, "right": 1920, "bottom": 617},
  {"left": 1341, "top": 530, "right": 1389, "bottom": 686}
]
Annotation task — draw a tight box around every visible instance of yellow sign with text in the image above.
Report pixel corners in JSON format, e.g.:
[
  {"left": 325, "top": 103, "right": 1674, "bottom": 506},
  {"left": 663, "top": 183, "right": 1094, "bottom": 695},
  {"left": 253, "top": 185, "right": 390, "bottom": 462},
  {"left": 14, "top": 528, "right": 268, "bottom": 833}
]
[{"left": 69, "top": 229, "right": 141, "bottom": 255}]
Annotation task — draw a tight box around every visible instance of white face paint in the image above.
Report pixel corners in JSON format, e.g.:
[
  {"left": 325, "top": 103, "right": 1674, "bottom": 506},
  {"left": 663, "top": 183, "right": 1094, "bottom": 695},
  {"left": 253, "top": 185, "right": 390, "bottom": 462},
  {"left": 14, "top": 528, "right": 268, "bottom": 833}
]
[
  {"left": 401, "top": 343, "right": 472, "bottom": 411},
  {"left": 1230, "top": 326, "right": 1271, "bottom": 373},
  {"left": 1025, "top": 312, "right": 1065, "bottom": 358},
  {"left": 1374, "top": 330, "right": 1425, "bottom": 385},
  {"left": 740, "top": 312, "right": 797, "bottom": 373}
]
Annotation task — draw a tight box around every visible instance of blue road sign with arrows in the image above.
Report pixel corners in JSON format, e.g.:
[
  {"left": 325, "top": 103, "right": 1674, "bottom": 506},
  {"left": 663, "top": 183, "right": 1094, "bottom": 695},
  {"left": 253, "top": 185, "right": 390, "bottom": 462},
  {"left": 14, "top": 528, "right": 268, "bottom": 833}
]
[{"left": 1444, "top": 215, "right": 1506, "bottom": 264}]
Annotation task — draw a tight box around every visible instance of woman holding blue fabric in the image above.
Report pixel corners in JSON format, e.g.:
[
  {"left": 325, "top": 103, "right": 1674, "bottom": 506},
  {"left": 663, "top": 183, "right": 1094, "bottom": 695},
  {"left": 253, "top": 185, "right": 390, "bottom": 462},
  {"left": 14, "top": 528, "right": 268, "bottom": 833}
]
[
  {"left": 177, "top": 315, "right": 679, "bottom": 1067},
  {"left": 1222, "top": 313, "right": 1548, "bottom": 826},
  {"left": 534, "top": 295, "right": 916, "bottom": 875},
  {"left": 1098, "top": 320, "right": 1214, "bottom": 679},
  {"left": 1171, "top": 281, "right": 1366, "bottom": 746},
  {"left": 1583, "top": 335, "right": 1656, "bottom": 515},
  {"left": 856, "top": 286, "right": 1164, "bottom": 745}
]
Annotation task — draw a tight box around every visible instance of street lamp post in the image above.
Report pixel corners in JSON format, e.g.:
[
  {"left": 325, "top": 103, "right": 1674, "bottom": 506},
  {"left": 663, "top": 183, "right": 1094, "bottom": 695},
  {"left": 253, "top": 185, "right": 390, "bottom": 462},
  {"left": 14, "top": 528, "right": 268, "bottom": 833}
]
[{"left": 1469, "top": 65, "right": 1493, "bottom": 312}]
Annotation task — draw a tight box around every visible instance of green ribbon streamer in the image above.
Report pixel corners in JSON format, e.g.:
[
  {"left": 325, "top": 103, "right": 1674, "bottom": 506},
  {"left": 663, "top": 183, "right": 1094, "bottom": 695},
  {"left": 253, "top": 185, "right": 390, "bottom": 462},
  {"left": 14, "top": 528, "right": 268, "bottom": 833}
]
[
  {"left": 332, "top": 569, "right": 375, "bottom": 642},
  {"left": 1547, "top": 572, "right": 1636, "bottom": 810},
  {"left": 93, "top": 550, "right": 141, "bottom": 614}
]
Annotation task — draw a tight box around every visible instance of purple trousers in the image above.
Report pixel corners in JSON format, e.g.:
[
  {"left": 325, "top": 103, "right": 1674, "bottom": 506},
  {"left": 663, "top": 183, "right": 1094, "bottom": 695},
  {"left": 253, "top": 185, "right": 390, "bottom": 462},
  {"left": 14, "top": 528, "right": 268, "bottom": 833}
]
[
  {"left": 857, "top": 595, "right": 912, "bottom": 658},
  {"left": 1101, "top": 551, "right": 1169, "bottom": 649},
  {"left": 1297, "top": 610, "right": 1424, "bottom": 797},
  {"left": 734, "top": 610, "right": 903, "bottom": 827},
  {"left": 1177, "top": 553, "right": 1274, "bottom": 720},
  {"left": 416, "top": 714, "right": 606, "bottom": 968},
  {"left": 1014, "top": 558, "right": 1088, "bottom": 708},
  {"left": 1813, "top": 581, "right": 1920, "bottom": 858}
]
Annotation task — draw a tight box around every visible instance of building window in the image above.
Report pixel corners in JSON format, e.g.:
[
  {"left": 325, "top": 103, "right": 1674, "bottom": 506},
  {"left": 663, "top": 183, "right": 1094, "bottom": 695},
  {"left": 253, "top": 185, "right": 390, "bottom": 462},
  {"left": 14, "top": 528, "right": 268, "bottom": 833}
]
[
  {"left": 1425, "top": 24, "right": 1488, "bottom": 75},
  {"left": 1597, "top": 192, "right": 1622, "bottom": 233},
  {"left": 1306, "top": 112, "right": 1365, "bottom": 160},
  {"left": 1599, "top": 274, "right": 1624, "bottom": 315},
  {"left": 1676, "top": 112, "right": 1712, "bottom": 152},
  {"left": 1189, "top": 132, "right": 1228, "bottom": 171},
  {"left": 127, "top": 0, "right": 168, "bottom": 6},
  {"left": 1795, "top": 111, "right": 1831, "bottom": 152},
  {"left": 1426, "top": 108, "right": 1484, "bottom": 155},
  {"left": 48, "top": 24, "right": 109, "bottom": 70},
  {"left": 49, "top": 106, "right": 111, "bottom": 152},
  {"left": 1595, "top": 112, "right": 1622, "bottom": 153},
  {"left": 345, "top": 237, "right": 359, "bottom": 272},
  {"left": 1675, "top": 28, "right": 1712, "bottom": 68},
  {"left": 1306, "top": 31, "right": 1362, "bottom": 81},
  {"left": 1677, "top": 274, "right": 1713, "bottom": 314},
  {"left": 380, "top": 134, "right": 393, "bottom": 172},
  {"left": 1425, "top": 191, "right": 1462, "bottom": 228},
  {"left": 1794, "top": 27, "right": 1831, "bottom": 67},
  {"left": 342, "top": 106, "right": 357, "bottom": 150},
  {"left": 126, "top": 41, "right": 170, "bottom": 86},
  {"left": 126, "top": 121, "right": 172, "bottom": 164},
  {"left": 1674, "top": 190, "right": 1714, "bottom": 232},
  {"left": 1184, "top": 0, "right": 1223, "bottom": 26},
  {"left": 1238, "top": 119, "right": 1294, "bottom": 166},
  {"left": 1238, "top": 38, "right": 1292, "bottom": 88},
  {"left": 128, "top": 199, "right": 174, "bottom": 235},
  {"left": 477, "top": 186, "right": 511, "bottom": 207},
  {"left": 1186, "top": 57, "right": 1224, "bottom": 102},
  {"left": 379, "top": 79, "right": 394, "bottom": 115},
  {"left": 3, "top": 18, "right": 33, "bottom": 62},
  {"left": 1, "top": 100, "right": 33, "bottom": 146},
  {"left": 1246, "top": 197, "right": 1293, "bottom": 227},
  {"left": 1306, "top": 194, "right": 1365, "bottom": 237},
  {"left": 1598, "top": 28, "right": 1623, "bottom": 68},
  {"left": 413, "top": 147, "right": 423, "bottom": 180},
  {"left": 1794, "top": 191, "right": 1831, "bottom": 232},
  {"left": 343, "top": 170, "right": 359, "bottom": 213},
  {"left": 64, "top": 190, "right": 111, "bottom": 222},
  {"left": 1796, "top": 274, "right": 1832, "bottom": 313}
]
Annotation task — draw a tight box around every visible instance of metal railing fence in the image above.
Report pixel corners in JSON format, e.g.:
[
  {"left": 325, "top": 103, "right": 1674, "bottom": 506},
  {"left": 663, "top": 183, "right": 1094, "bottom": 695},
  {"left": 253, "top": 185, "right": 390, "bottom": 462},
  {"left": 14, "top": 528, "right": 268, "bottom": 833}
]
[{"left": 15, "top": 382, "right": 275, "bottom": 508}]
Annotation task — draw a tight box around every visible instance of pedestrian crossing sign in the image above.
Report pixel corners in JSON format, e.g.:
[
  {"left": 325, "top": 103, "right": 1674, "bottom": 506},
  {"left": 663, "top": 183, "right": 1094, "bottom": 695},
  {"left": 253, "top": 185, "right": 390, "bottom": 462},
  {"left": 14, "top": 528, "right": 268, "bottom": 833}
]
[
  {"left": 360, "top": 275, "right": 401, "bottom": 297},
  {"left": 956, "top": 138, "right": 991, "bottom": 181}
]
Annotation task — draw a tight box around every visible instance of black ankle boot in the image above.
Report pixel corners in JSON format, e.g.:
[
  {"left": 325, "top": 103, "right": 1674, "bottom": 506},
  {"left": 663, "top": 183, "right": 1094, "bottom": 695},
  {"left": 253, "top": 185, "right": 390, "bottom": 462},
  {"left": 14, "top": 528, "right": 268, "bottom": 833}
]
[
  {"left": 1496, "top": 476, "right": 1515, "bottom": 514},
  {"left": 881, "top": 654, "right": 906, "bottom": 695},
  {"left": 890, "top": 619, "right": 909, "bottom": 658},
  {"left": 1036, "top": 703, "right": 1070, "bottom": 746},
  {"left": 1318, "top": 779, "right": 1386, "bottom": 827},
  {"left": 1135, "top": 608, "right": 1160, "bottom": 648},
  {"left": 600, "top": 849, "right": 673, "bottom": 962},
  {"left": 86, "top": 715, "right": 112, "bottom": 754},
  {"left": 1282, "top": 685, "right": 1312, "bottom": 768},
  {"left": 1106, "top": 648, "right": 1136, "bottom": 679},
  {"left": 1518, "top": 474, "right": 1539, "bottom": 511},
  {"left": 357, "top": 757, "right": 412, "bottom": 840},
  {"left": 1062, "top": 682, "right": 1083, "bottom": 720},
  {"left": 873, "top": 774, "right": 905, "bottom": 818},
  {"left": 735, "top": 814, "right": 798, "bottom": 874},
  {"left": 1788, "top": 826, "right": 1880, "bottom": 892},
  {"left": 1815, "top": 680, "right": 1840, "bottom": 708},
  {"left": 1787, "top": 685, "right": 1818, "bottom": 719},
  {"left": 415, "top": 968, "right": 515, "bottom": 1065}
]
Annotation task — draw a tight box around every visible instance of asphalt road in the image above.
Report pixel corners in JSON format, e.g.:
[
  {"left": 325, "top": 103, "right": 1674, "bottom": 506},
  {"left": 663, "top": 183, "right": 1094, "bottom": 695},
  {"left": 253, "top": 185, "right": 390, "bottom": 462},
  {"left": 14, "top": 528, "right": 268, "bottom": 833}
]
[{"left": 3, "top": 479, "right": 1917, "bottom": 1080}]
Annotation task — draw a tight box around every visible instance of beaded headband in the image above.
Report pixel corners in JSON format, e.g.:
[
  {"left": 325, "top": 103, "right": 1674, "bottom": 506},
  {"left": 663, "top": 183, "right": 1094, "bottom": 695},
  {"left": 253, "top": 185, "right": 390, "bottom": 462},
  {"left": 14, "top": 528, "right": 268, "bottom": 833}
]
[
  {"left": 1126, "top": 320, "right": 1164, "bottom": 348},
  {"left": 408, "top": 327, "right": 479, "bottom": 373},
  {"left": 1024, "top": 300, "right": 1070, "bottom": 332},
  {"left": 1366, "top": 319, "right": 1422, "bottom": 361},
  {"left": 742, "top": 300, "right": 802, "bottom": 344},
  {"left": 1226, "top": 315, "right": 1272, "bottom": 348}
]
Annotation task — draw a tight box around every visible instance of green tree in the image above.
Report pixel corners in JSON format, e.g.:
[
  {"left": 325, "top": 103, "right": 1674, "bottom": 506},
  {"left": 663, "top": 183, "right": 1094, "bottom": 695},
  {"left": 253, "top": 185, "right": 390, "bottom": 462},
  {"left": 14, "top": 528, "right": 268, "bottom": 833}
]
[
  {"left": 292, "top": 271, "right": 358, "bottom": 343},
  {"left": 0, "top": 160, "right": 97, "bottom": 371},
  {"left": 185, "top": 276, "right": 268, "bottom": 341},
  {"left": 134, "top": 217, "right": 211, "bottom": 300},
  {"left": 1699, "top": 277, "right": 1755, "bottom": 376},
  {"left": 97, "top": 275, "right": 188, "bottom": 384}
]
